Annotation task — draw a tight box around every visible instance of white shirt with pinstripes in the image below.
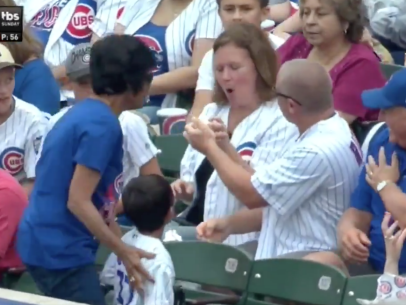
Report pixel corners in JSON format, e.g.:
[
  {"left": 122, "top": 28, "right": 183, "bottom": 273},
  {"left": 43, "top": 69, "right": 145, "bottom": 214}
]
[
  {"left": 100, "top": 228, "right": 175, "bottom": 305},
  {"left": 181, "top": 102, "right": 298, "bottom": 246},
  {"left": 252, "top": 114, "right": 363, "bottom": 260},
  {"left": 37, "top": 107, "right": 158, "bottom": 186},
  {"left": 0, "top": 97, "right": 47, "bottom": 182}
]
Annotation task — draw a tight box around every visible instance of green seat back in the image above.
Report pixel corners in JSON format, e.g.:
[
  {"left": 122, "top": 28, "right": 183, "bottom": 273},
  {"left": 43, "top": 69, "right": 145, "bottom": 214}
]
[
  {"left": 12, "top": 272, "right": 43, "bottom": 295},
  {"left": 379, "top": 63, "right": 404, "bottom": 80},
  {"left": 153, "top": 135, "right": 188, "bottom": 176},
  {"left": 96, "top": 244, "right": 112, "bottom": 269},
  {"left": 165, "top": 241, "right": 252, "bottom": 290},
  {"left": 246, "top": 259, "right": 347, "bottom": 305},
  {"left": 341, "top": 275, "right": 379, "bottom": 305}
]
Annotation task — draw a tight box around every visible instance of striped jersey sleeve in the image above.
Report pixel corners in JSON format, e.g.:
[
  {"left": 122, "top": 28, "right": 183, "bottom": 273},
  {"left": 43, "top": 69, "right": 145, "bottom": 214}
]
[
  {"left": 142, "top": 264, "right": 174, "bottom": 305},
  {"left": 195, "top": 0, "right": 223, "bottom": 40},
  {"left": 91, "top": 0, "right": 127, "bottom": 37},
  {"left": 251, "top": 146, "right": 329, "bottom": 218}
]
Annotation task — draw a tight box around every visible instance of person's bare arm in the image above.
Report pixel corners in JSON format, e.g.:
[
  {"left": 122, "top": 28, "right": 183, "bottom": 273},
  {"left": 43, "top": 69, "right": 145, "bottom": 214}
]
[
  {"left": 272, "top": 11, "right": 301, "bottom": 37},
  {"left": 379, "top": 183, "right": 406, "bottom": 228},
  {"left": 268, "top": 1, "right": 292, "bottom": 23},
  {"left": 227, "top": 208, "right": 263, "bottom": 234},
  {"left": 188, "top": 91, "right": 212, "bottom": 122},
  {"left": 68, "top": 165, "right": 127, "bottom": 256},
  {"left": 140, "top": 158, "right": 162, "bottom": 176},
  {"left": 109, "top": 220, "right": 122, "bottom": 238},
  {"left": 149, "top": 39, "right": 215, "bottom": 95},
  {"left": 21, "top": 179, "right": 34, "bottom": 197},
  {"left": 337, "top": 208, "right": 373, "bottom": 236}
]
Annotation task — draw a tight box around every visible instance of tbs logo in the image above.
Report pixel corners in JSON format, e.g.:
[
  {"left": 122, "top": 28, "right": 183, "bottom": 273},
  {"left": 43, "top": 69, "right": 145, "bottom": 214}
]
[{"left": 1, "top": 11, "right": 19, "bottom": 21}]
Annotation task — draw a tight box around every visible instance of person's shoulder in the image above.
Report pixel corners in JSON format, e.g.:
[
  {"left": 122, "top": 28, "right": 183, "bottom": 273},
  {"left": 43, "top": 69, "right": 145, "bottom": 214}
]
[
  {"left": 14, "top": 96, "right": 46, "bottom": 121},
  {"left": 50, "top": 106, "right": 72, "bottom": 125},
  {"left": 119, "top": 110, "right": 147, "bottom": 126},
  {"left": 368, "top": 124, "right": 390, "bottom": 151},
  {"left": 345, "top": 43, "right": 382, "bottom": 65}
]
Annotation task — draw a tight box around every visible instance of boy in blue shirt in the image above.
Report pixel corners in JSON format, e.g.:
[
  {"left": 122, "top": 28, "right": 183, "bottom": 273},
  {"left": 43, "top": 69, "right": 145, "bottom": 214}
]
[{"left": 17, "top": 34, "right": 156, "bottom": 305}]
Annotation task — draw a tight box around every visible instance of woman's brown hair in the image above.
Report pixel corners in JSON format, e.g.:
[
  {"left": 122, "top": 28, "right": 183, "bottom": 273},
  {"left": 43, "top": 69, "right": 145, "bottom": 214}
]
[
  {"left": 212, "top": 23, "right": 278, "bottom": 105},
  {"left": 299, "top": 0, "right": 364, "bottom": 43},
  {"left": 0, "top": 0, "right": 43, "bottom": 65}
]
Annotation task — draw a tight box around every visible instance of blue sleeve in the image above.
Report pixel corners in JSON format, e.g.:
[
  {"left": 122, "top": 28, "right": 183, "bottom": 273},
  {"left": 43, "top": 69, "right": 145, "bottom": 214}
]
[
  {"left": 74, "top": 117, "right": 123, "bottom": 174},
  {"left": 17, "top": 65, "right": 60, "bottom": 115},
  {"left": 350, "top": 165, "right": 373, "bottom": 212}
]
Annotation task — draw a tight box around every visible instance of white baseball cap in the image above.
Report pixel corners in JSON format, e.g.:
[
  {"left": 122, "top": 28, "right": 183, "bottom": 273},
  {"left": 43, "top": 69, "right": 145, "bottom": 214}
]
[{"left": 0, "top": 44, "right": 22, "bottom": 70}]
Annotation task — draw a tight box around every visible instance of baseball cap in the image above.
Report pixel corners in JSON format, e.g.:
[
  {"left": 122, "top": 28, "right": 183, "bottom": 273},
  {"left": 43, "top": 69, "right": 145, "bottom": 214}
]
[
  {"left": 0, "top": 44, "right": 22, "bottom": 70},
  {"left": 65, "top": 43, "right": 91, "bottom": 81},
  {"left": 362, "top": 68, "right": 406, "bottom": 110}
]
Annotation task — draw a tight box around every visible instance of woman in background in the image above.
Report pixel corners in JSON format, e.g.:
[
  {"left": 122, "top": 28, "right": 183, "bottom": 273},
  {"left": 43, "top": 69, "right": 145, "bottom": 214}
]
[
  {"left": 2, "top": 26, "right": 60, "bottom": 115},
  {"left": 277, "top": 0, "right": 386, "bottom": 124}
]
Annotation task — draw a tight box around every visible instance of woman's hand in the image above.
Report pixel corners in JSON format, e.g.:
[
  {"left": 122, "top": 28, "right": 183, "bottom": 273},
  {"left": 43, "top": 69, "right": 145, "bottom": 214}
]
[
  {"left": 208, "top": 118, "right": 230, "bottom": 150},
  {"left": 171, "top": 179, "right": 194, "bottom": 202},
  {"left": 366, "top": 147, "right": 400, "bottom": 190},
  {"left": 184, "top": 117, "right": 216, "bottom": 154}
]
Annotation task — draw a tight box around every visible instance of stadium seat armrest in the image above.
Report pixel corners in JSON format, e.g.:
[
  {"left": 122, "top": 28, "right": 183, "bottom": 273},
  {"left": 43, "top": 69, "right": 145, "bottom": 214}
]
[{"left": 186, "top": 295, "right": 240, "bottom": 305}]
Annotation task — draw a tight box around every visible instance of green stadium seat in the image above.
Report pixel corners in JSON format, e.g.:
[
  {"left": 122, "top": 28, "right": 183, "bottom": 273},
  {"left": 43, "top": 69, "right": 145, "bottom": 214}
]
[
  {"left": 95, "top": 244, "right": 112, "bottom": 271},
  {"left": 153, "top": 135, "right": 188, "bottom": 177},
  {"left": 341, "top": 275, "right": 379, "bottom": 305},
  {"left": 12, "top": 272, "right": 42, "bottom": 295},
  {"left": 246, "top": 259, "right": 347, "bottom": 305},
  {"left": 379, "top": 63, "right": 404, "bottom": 80},
  {"left": 165, "top": 241, "right": 253, "bottom": 305}
]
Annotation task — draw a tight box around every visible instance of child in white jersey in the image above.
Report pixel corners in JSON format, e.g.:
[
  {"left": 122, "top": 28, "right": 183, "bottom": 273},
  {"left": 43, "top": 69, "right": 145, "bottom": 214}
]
[
  {"left": 357, "top": 212, "right": 406, "bottom": 305},
  {"left": 101, "top": 175, "right": 176, "bottom": 305}
]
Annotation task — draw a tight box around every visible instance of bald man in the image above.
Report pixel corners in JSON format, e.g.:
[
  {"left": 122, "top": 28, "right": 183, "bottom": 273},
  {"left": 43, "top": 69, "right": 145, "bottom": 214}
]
[{"left": 193, "top": 59, "right": 362, "bottom": 269}]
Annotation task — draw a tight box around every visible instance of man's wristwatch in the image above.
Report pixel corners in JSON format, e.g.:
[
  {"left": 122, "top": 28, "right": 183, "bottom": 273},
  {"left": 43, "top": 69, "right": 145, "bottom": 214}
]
[{"left": 376, "top": 180, "right": 392, "bottom": 192}]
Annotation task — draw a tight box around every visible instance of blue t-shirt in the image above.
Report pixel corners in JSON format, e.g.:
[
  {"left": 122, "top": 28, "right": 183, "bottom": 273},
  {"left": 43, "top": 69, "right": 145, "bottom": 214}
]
[
  {"left": 14, "top": 59, "right": 60, "bottom": 115},
  {"left": 351, "top": 125, "right": 406, "bottom": 273},
  {"left": 17, "top": 99, "right": 123, "bottom": 269}
]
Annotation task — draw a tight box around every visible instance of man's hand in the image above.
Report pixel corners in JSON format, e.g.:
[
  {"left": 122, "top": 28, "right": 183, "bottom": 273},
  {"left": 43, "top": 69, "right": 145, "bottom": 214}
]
[
  {"left": 171, "top": 179, "right": 194, "bottom": 202},
  {"left": 339, "top": 227, "right": 371, "bottom": 263},
  {"left": 208, "top": 118, "right": 230, "bottom": 150},
  {"left": 119, "top": 246, "right": 156, "bottom": 291},
  {"left": 366, "top": 147, "right": 400, "bottom": 190},
  {"left": 196, "top": 218, "right": 231, "bottom": 243},
  {"left": 184, "top": 117, "right": 216, "bottom": 154}
]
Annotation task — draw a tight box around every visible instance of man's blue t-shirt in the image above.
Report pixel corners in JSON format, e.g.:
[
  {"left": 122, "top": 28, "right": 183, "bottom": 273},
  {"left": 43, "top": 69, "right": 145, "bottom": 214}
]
[
  {"left": 17, "top": 99, "right": 123, "bottom": 269},
  {"left": 351, "top": 125, "right": 406, "bottom": 273},
  {"left": 14, "top": 59, "right": 60, "bottom": 115}
]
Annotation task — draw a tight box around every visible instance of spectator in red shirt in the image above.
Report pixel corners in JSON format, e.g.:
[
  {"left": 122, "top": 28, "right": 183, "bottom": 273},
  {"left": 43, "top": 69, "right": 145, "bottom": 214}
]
[
  {"left": 0, "top": 169, "right": 27, "bottom": 285},
  {"left": 277, "top": 0, "right": 386, "bottom": 124}
]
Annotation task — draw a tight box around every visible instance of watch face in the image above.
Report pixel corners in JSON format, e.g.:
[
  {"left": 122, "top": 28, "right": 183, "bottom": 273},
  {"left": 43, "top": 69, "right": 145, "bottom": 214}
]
[{"left": 377, "top": 181, "right": 387, "bottom": 192}]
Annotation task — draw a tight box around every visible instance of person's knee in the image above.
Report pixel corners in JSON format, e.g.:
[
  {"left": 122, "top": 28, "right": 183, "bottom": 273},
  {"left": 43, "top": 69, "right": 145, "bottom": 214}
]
[{"left": 302, "top": 251, "right": 349, "bottom": 275}]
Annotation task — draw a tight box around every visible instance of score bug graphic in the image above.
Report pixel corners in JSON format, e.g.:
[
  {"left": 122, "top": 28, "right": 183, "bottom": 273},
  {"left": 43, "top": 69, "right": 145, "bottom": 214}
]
[{"left": 0, "top": 6, "right": 23, "bottom": 42}]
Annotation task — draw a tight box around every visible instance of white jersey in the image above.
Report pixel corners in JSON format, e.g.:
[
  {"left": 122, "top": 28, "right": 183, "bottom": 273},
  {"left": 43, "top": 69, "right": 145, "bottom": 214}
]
[
  {"left": 0, "top": 97, "right": 47, "bottom": 182},
  {"left": 252, "top": 114, "right": 362, "bottom": 260},
  {"left": 196, "top": 33, "right": 285, "bottom": 92},
  {"left": 100, "top": 229, "right": 175, "bottom": 305},
  {"left": 181, "top": 102, "right": 297, "bottom": 246},
  {"left": 112, "top": 0, "right": 222, "bottom": 108},
  {"left": 38, "top": 107, "right": 158, "bottom": 185},
  {"left": 25, "top": 0, "right": 126, "bottom": 99}
]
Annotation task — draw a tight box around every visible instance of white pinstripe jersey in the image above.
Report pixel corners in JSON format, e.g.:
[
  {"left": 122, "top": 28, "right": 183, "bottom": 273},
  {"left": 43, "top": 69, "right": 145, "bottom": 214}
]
[
  {"left": 0, "top": 97, "right": 47, "bottom": 182},
  {"left": 251, "top": 114, "right": 362, "bottom": 260},
  {"left": 25, "top": 0, "right": 126, "bottom": 99},
  {"left": 37, "top": 107, "right": 158, "bottom": 186},
  {"left": 181, "top": 102, "right": 298, "bottom": 246},
  {"left": 110, "top": 0, "right": 222, "bottom": 108},
  {"left": 100, "top": 229, "right": 175, "bottom": 305}
]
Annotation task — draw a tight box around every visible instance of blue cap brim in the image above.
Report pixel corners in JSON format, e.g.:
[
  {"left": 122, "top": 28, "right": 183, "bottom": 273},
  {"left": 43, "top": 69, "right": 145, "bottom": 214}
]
[{"left": 361, "top": 88, "right": 394, "bottom": 110}]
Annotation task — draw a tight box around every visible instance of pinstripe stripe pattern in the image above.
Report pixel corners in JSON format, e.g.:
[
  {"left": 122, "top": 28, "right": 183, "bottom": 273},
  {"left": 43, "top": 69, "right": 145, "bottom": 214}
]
[
  {"left": 37, "top": 108, "right": 158, "bottom": 185},
  {"left": 252, "top": 114, "right": 362, "bottom": 260},
  {"left": 0, "top": 97, "right": 48, "bottom": 182},
  {"left": 101, "top": 229, "right": 175, "bottom": 305},
  {"left": 181, "top": 102, "right": 298, "bottom": 246},
  {"left": 116, "top": 0, "right": 223, "bottom": 108}
]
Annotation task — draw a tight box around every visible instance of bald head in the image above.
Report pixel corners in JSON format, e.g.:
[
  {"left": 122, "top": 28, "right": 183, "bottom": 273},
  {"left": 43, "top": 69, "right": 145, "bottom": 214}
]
[{"left": 277, "top": 59, "right": 333, "bottom": 113}]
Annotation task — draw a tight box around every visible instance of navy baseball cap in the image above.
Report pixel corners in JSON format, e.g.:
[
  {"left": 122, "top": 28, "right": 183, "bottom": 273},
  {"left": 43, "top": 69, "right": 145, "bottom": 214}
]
[{"left": 362, "top": 68, "right": 406, "bottom": 110}]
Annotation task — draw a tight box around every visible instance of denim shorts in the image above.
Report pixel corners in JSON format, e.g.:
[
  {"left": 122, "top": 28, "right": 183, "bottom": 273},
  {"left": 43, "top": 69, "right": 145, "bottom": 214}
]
[{"left": 26, "top": 264, "right": 106, "bottom": 305}]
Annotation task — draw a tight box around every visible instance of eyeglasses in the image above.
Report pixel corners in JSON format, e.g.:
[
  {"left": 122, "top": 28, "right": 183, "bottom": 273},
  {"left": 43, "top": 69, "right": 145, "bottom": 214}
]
[{"left": 275, "top": 91, "right": 302, "bottom": 106}]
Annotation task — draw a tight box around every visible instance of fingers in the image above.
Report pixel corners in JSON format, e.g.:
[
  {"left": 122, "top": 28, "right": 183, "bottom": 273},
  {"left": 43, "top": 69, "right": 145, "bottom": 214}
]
[
  {"left": 378, "top": 146, "right": 386, "bottom": 167},
  {"left": 367, "top": 155, "right": 377, "bottom": 171},
  {"left": 185, "top": 183, "right": 194, "bottom": 194},
  {"left": 381, "top": 211, "right": 391, "bottom": 232},
  {"left": 358, "top": 231, "right": 372, "bottom": 246},
  {"left": 171, "top": 181, "right": 182, "bottom": 196},
  {"left": 196, "top": 223, "right": 206, "bottom": 239},
  {"left": 396, "top": 229, "right": 406, "bottom": 248},
  {"left": 391, "top": 152, "right": 399, "bottom": 170},
  {"left": 136, "top": 248, "right": 156, "bottom": 260},
  {"left": 386, "top": 220, "right": 399, "bottom": 238}
]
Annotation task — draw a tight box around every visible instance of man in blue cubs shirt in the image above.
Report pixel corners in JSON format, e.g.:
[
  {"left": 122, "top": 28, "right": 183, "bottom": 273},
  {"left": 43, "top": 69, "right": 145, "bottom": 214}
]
[
  {"left": 17, "top": 35, "right": 156, "bottom": 305},
  {"left": 329, "top": 69, "right": 406, "bottom": 276}
]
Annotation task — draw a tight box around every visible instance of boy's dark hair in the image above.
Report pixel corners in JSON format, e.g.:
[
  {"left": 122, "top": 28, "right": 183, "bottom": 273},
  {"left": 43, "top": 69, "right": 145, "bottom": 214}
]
[
  {"left": 216, "top": 0, "right": 268, "bottom": 8},
  {"left": 122, "top": 175, "right": 173, "bottom": 233},
  {"left": 90, "top": 34, "right": 155, "bottom": 96}
]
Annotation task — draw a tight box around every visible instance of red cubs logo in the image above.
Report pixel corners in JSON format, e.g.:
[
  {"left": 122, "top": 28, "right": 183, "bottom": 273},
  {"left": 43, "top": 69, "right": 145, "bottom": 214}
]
[
  {"left": 0, "top": 147, "right": 24, "bottom": 176},
  {"left": 114, "top": 173, "right": 124, "bottom": 194},
  {"left": 378, "top": 281, "right": 392, "bottom": 294},
  {"left": 395, "top": 276, "right": 406, "bottom": 288},
  {"left": 135, "top": 35, "right": 164, "bottom": 73},
  {"left": 397, "top": 290, "right": 406, "bottom": 299},
  {"left": 117, "top": 7, "right": 124, "bottom": 19},
  {"left": 236, "top": 141, "right": 257, "bottom": 163},
  {"left": 185, "top": 30, "right": 195, "bottom": 57},
  {"left": 162, "top": 115, "right": 187, "bottom": 135},
  {"left": 66, "top": 4, "right": 95, "bottom": 39}
]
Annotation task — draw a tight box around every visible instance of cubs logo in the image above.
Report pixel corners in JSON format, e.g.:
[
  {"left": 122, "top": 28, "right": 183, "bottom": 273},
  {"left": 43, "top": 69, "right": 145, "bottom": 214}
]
[
  {"left": 99, "top": 184, "right": 116, "bottom": 225},
  {"left": 185, "top": 30, "right": 195, "bottom": 57},
  {"left": 396, "top": 290, "right": 406, "bottom": 299},
  {"left": 0, "top": 147, "right": 24, "bottom": 176},
  {"left": 62, "top": 1, "right": 96, "bottom": 44},
  {"left": 117, "top": 7, "right": 124, "bottom": 19},
  {"left": 31, "top": 0, "right": 69, "bottom": 29},
  {"left": 33, "top": 136, "right": 43, "bottom": 155},
  {"left": 136, "top": 35, "right": 164, "bottom": 73},
  {"left": 162, "top": 115, "right": 187, "bottom": 135},
  {"left": 378, "top": 281, "right": 392, "bottom": 295},
  {"left": 114, "top": 173, "right": 124, "bottom": 194},
  {"left": 236, "top": 141, "right": 257, "bottom": 163},
  {"left": 395, "top": 276, "right": 406, "bottom": 288}
]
